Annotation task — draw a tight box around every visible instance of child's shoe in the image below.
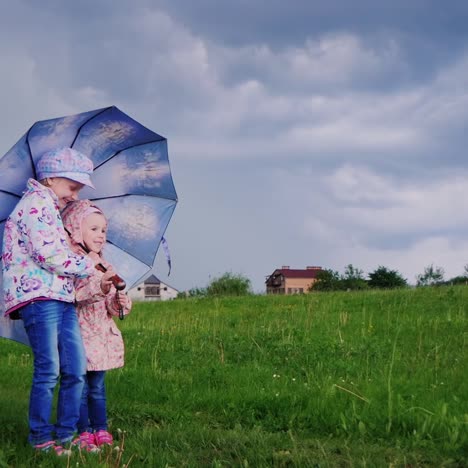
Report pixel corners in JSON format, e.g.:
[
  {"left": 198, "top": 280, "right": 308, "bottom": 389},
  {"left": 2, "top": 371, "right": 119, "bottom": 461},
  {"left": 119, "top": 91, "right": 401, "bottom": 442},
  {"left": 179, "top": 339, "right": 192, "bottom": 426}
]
[
  {"left": 71, "top": 432, "right": 100, "bottom": 453},
  {"left": 54, "top": 445, "right": 72, "bottom": 457},
  {"left": 94, "top": 430, "right": 113, "bottom": 446},
  {"left": 34, "top": 440, "right": 69, "bottom": 456},
  {"left": 34, "top": 440, "right": 57, "bottom": 453}
]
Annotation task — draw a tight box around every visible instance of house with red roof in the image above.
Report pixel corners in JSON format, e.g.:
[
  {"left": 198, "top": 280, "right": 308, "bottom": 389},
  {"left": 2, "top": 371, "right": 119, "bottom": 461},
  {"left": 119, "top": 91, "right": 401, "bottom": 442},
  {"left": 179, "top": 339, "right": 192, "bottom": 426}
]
[{"left": 265, "top": 266, "right": 323, "bottom": 294}]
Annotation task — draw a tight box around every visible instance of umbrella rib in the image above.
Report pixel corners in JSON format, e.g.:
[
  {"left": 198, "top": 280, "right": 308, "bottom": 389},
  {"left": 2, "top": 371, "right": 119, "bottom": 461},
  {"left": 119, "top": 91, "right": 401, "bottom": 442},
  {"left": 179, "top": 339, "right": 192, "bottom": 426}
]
[
  {"left": 92, "top": 137, "right": 166, "bottom": 171},
  {"left": 70, "top": 106, "right": 113, "bottom": 148},
  {"left": 90, "top": 193, "right": 178, "bottom": 203},
  {"left": 25, "top": 126, "right": 36, "bottom": 179},
  {"left": 69, "top": 107, "right": 166, "bottom": 172},
  {"left": 0, "top": 189, "right": 21, "bottom": 198}
]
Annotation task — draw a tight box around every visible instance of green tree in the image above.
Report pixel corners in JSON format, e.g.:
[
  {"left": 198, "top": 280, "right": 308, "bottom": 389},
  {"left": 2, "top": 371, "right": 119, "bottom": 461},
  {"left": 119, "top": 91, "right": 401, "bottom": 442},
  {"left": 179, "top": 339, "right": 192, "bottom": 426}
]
[
  {"left": 446, "top": 276, "right": 468, "bottom": 286},
  {"left": 446, "top": 264, "right": 468, "bottom": 285},
  {"left": 309, "top": 269, "right": 342, "bottom": 292},
  {"left": 342, "top": 264, "right": 368, "bottom": 290},
  {"left": 416, "top": 264, "right": 445, "bottom": 287},
  {"left": 206, "top": 272, "right": 252, "bottom": 296},
  {"left": 368, "top": 266, "right": 408, "bottom": 289}
]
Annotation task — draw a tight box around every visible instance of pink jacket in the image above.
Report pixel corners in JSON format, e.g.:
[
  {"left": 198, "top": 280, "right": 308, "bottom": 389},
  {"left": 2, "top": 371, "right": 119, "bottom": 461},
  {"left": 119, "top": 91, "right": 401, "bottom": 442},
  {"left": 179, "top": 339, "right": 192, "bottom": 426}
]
[{"left": 62, "top": 200, "right": 131, "bottom": 371}]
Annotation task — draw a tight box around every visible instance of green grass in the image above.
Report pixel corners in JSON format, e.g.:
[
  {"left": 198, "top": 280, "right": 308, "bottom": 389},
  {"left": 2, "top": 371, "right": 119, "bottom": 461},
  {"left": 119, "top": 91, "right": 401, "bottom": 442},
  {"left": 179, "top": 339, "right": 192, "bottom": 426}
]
[{"left": 0, "top": 286, "right": 467, "bottom": 466}]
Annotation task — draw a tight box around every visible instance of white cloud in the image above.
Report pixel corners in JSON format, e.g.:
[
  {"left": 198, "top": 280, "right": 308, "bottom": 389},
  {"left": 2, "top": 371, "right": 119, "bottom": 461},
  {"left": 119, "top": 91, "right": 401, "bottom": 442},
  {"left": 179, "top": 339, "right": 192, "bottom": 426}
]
[{"left": 323, "top": 165, "right": 468, "bottom": 235}]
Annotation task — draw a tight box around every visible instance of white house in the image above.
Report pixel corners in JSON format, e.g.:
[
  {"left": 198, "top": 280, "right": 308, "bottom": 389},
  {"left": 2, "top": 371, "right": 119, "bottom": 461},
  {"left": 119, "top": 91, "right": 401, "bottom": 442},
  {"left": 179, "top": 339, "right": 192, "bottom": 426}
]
[{"left": 128, "top": 274, "right": 178, "bottom": 301}]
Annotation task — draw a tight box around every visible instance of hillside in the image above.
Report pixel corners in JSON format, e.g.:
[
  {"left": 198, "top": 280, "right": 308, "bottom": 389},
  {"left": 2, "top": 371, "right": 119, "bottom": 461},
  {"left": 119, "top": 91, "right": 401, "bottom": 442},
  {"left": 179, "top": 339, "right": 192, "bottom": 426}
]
[{"left": 1, "top": 286, "right": 466, "bottom": 466}]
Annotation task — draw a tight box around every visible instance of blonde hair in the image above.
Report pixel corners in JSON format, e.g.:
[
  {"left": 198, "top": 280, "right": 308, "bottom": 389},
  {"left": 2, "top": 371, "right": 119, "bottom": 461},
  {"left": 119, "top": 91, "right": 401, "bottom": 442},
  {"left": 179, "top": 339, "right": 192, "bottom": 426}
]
[{"left": 39, "top": 178, "right": 53, "bottom": 187}]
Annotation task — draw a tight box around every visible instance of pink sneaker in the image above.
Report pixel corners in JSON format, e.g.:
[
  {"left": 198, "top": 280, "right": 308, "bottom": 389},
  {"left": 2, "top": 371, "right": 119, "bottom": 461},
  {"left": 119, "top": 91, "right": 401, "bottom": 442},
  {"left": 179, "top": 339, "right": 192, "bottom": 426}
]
[
  {"left": 34, "top": 440, "right": 57, "bottom": 452},
  {"left": 34, "top": 440, "right": 69, "bottom": 456},
  {"left": 94, "top": 430, "right": 113, "bottom": 446},
  {"left": 71, "top": 432, "right": 100, "bottom": 453}
]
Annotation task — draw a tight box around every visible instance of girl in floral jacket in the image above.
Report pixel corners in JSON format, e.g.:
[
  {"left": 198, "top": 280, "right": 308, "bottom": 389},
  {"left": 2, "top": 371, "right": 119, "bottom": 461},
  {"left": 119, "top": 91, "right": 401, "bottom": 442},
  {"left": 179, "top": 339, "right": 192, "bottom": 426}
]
[
  {"left": 1, "top": 147, "right": 98, "bottom": 454},
  {"left": 62, "top": 199, "right": 131, "bottom": 450}
]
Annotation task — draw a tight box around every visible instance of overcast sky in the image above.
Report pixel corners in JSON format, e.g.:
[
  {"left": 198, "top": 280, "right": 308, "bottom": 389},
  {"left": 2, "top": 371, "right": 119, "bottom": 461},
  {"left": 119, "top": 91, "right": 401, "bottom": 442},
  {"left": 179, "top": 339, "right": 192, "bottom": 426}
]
[{"left": 1, "top": 0, "right": 468, "bottom": 292}]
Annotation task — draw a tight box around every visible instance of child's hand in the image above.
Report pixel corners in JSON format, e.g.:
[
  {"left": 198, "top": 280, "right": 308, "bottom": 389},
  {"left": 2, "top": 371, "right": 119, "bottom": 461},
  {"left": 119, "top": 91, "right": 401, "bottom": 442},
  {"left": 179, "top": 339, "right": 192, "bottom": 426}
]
[
  {"left": 116, "top": 291, "right": 129, "bottom": 307},
  {"left": 100, "top": 268, "right": 115, "bottom": 294}
]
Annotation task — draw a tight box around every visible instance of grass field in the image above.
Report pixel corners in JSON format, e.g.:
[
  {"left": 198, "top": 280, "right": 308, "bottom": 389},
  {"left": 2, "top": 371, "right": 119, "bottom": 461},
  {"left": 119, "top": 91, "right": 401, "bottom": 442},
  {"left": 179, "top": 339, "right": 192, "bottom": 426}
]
[{"left": 0, "top": 286, "right": 466, "bottom": 466}]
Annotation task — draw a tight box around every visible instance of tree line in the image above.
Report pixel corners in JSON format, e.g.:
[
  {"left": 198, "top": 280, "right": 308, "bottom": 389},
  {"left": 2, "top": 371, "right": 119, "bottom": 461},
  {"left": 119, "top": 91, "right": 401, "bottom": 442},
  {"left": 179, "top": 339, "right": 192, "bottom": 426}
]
[
  {"left": 177, "top": 264, "right": 468, "bottom": 298},
  {"left": 310, "top": 263, "right": 468, "bottom": 292}
]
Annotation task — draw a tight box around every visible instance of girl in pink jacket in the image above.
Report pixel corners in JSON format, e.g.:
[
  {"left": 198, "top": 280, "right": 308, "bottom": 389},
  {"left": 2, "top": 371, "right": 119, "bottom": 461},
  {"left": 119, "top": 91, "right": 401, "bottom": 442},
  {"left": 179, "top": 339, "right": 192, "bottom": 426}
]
[{"left": 62, "top": 199, "right": 131, "bottom": 451}]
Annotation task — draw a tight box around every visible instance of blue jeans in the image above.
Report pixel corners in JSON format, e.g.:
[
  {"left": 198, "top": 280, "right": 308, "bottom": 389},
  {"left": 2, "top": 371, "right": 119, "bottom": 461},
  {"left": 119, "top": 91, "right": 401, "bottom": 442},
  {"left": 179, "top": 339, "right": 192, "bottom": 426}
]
[
  {"left": 78, "top": 370, "right": 108, "bottom": 433},
  {"left": 21, "top": 300, "right": 86, "bottom": 445}
]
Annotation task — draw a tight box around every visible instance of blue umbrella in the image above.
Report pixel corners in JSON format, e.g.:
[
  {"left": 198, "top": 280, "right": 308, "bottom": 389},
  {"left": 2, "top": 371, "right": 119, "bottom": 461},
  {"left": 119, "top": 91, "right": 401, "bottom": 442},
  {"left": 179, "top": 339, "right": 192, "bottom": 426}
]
[{"left": 0, "top": 106, "right": 178, "bottom": 345}]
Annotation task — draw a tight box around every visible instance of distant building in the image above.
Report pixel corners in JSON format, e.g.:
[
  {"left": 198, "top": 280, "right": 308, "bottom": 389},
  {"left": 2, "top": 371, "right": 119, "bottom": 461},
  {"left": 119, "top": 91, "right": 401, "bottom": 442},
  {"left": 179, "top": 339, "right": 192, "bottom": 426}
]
[
  {"left": 265, "top": 266, "right": 322, "bottom": 294},
  {"left": 128, "top": 274, "right": 178, "bottom": 301}
]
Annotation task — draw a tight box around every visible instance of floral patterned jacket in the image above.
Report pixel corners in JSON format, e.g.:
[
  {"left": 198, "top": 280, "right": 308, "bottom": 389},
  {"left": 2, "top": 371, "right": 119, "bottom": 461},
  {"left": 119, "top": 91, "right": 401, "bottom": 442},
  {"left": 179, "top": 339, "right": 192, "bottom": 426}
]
[
  {"left": 2, "top": 179, "right": 95, "bottom": 316},
  {"left": 62, "top": 199, "right": 131, "bottom": 371}
]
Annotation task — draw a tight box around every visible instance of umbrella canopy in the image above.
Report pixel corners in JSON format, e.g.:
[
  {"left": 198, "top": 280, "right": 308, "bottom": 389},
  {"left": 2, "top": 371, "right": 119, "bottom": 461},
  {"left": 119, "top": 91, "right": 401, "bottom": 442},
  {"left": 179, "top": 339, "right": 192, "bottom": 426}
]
[{"left": 0, "top": 106, "right": 178, "bottom": 345}]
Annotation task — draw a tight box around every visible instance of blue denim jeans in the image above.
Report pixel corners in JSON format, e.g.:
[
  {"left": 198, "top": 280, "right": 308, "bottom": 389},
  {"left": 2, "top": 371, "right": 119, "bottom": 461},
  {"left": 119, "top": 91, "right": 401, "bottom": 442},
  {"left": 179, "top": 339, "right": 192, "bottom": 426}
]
[
  {"left": 78, "top": 370, "right": 108, "bottom": 433},
  {"left": 21, "top": 300, "right": 86, "bottom": 445}
]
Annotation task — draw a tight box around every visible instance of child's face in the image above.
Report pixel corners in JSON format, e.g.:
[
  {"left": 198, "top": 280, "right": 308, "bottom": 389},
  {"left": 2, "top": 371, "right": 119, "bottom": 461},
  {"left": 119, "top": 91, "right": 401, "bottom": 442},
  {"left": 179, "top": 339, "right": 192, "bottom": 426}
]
[
  {"left": 82, "top": 213, "right": 107, "bottom": 253},
  {"left": 49, "top": 177, "right": 84, "bottom": 209}
]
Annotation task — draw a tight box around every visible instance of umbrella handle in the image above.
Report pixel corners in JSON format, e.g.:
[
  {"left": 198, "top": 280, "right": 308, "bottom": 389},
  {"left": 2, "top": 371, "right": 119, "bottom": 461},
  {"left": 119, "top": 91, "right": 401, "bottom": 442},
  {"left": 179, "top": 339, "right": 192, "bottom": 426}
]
[
  {"left": 110, "top": 274, "right": 127, "bottom": 291},
  {"left": 116, "top": 291, "right": 124, "bottom": 321},
  {"left": 95, "top": 264, "right": 127, "bottom": 290},
  {"left": 96, "top": 264, "right": 125, "bottom": 319}
]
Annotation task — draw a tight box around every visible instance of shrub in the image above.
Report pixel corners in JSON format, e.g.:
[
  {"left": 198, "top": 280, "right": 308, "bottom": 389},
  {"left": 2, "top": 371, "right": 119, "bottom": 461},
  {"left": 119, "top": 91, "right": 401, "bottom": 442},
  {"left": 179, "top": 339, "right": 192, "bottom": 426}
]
[
  {"left": 368, "top": 266, "right": 408, "bottom": 289},
  {"left": 177, "top": 288, "right": 208, "bottom": 299},
  {"left": 416, "top": 264, "right": 445, "bottom": 287},
  {"left": 206, "top": 272, "right": 252, "bottom": 297},
  {"left": 309, "top": 269, "right": 343, "bottom": 292},
  {"left": 341, "top": 264, "right": 369, "bottom": 290}
]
